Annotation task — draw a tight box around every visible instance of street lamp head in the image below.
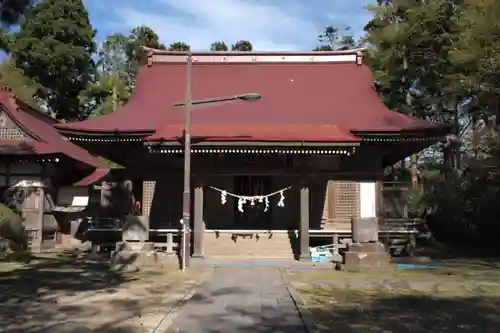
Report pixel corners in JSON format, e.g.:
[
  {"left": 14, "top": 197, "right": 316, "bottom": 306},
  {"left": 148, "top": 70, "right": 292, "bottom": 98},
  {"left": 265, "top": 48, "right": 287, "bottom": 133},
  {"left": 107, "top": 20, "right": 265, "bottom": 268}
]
[
  {"left": 173, "top": 93, "right": 262, "bottom": 107},
  {"left": 236, "top": 93, "right": 262, "bottom": 101}
]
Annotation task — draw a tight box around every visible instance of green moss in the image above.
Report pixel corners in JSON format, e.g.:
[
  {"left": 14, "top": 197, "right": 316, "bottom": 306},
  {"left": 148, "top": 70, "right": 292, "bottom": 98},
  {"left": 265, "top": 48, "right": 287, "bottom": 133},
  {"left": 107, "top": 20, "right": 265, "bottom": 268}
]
[{"left": 96, "top": 156, "right": 124, "bottom": 169}]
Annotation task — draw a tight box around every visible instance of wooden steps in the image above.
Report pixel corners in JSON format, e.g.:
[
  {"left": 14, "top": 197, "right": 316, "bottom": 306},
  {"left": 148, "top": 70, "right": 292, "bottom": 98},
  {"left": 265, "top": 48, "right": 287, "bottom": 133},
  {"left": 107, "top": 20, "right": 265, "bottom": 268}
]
[{"left": 202, "top": 232, "right": 295, "bottom": 259}]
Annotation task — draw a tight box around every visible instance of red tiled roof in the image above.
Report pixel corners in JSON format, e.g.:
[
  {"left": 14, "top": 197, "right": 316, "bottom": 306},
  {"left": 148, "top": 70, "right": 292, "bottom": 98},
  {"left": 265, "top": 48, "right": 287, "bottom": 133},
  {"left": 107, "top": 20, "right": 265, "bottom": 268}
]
[
  {"left": 56, "top": 51, "right": 443, "bottom": 140},
  {"left": 0, "top": 90, "right": 106, "bottom": 177}
]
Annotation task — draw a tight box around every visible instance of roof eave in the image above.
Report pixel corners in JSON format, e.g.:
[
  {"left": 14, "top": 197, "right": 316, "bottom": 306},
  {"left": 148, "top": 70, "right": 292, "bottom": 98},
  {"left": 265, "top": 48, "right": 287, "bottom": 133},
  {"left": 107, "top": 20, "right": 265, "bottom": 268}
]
[
  {"left": 144, "top": 139, "right": 360, "bottom": 147},
  {"left": 353, "top": 123, "right": 453, "bottom": 138},
  {"left": 72, "top": 168, "right": 110, "bottom": 187},
  {"left": 56, "top": 127, "right": 154, "bottom": 137}
]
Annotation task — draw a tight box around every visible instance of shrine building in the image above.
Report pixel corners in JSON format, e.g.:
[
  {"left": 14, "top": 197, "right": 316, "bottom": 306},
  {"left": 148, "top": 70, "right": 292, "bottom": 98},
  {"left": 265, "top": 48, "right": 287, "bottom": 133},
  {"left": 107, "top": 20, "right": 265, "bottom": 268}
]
[
  {"left": 55, "top": 49, "right": 449, "bottom": 260},
  {"left": 0, "top": 87, "right": 107, "bottom": 250}
]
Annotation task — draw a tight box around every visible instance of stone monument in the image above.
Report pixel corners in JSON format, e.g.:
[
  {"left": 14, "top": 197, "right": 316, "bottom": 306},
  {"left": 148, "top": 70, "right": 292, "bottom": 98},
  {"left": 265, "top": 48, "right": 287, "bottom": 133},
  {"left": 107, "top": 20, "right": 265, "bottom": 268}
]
[
  {"left": 343, "top": 182, "right": 391, "bottom": 271},
  {"left": 108, "top": 181, "right": 164, "bottom": 270},
  {"left": 110, "top": 215, "right": 166, "bottom": 271}
]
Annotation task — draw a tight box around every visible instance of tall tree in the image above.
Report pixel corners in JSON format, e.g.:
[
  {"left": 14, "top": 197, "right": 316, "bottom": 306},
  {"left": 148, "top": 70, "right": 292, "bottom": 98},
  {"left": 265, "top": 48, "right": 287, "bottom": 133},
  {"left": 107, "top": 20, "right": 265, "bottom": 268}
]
[
  {"left": 231, "top": 40, "right": 253, "bottom": 51},
  {"left": 450, "top": 0, "right": 500, "bottom": 127},
  {"left": 315, "top": 26, "right": 356, "bottom": 51},
  {"left": 11, "top": 0, "right": 97, "bottom": 120},
  {"left": 0, "top": 58, "right": 42, "bottom": 108},
  {"left": 125, "top": 26, "right": 165, "bottom": 78},
  {"left": 0, "top": 0, "right": 32, "bottom": 26},
  {"left": 0, "top": 0, "right": 34, "bottom": 52},
  {"left": 210, "top": 41, "right": 228, "bottom": 51},
  {"left": 313, "top": 45, "right": 333, "bottom": 51},
  {"left": 365, "top": 0, "right": 465, "bottom": 120},
  {"left": 80, "top": 33, "right": 132, "bottom": 117},
  {"left": 365, "top": 0, "right": 466, "bottom": 179},
  {"left": 82, "top": 26, "right": 167, "bottom": 117},
  {"left": 98, "top": 33, "right": 130, "bottom": 76},
  {"left": 79, "top": 74, "right": 129, "bottom": 118},
  {"left": 169, "top": 42, "right": 190, "bottom": 51}
]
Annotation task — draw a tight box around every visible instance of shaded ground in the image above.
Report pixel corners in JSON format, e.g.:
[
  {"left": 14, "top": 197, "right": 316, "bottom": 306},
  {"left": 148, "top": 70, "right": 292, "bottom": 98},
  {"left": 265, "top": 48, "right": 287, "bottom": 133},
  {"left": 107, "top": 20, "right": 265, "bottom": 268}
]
[
  {"left": 0, "top": 251, "right": 210, "bottom": 333},
  {"left": 287, "top": 258, "right": 500, "bottom": 333}
]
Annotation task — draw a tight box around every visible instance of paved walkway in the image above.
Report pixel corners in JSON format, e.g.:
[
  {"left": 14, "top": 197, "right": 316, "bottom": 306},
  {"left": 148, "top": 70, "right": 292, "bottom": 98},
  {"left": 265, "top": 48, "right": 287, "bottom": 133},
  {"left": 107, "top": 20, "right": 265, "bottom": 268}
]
[{"left": 164, "top": 268, "right": 307, "bottom": 333}]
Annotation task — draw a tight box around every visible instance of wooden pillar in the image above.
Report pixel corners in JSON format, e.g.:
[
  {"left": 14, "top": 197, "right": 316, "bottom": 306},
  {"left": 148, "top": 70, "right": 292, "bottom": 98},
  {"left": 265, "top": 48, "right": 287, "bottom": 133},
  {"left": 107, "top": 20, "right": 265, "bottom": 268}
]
[
  {"left": 299, "top": 181, "right": 311, "bottom": 261},
  {"left": 33, "top": 186, "right": 44, "bottom": 253},
  {"left": 375, "top": 181, "right": 383, "bottom": 217},
  {"left": 192, "top": 183, "right": 204, "bottom": 259}
]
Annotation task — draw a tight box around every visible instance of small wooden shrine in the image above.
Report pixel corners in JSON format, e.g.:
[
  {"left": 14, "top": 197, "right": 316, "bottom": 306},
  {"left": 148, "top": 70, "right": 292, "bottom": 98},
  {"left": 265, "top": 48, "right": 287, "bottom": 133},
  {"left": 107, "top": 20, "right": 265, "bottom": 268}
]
[{"left": 0, "top": 87, "right": 107, "bottom": 250}]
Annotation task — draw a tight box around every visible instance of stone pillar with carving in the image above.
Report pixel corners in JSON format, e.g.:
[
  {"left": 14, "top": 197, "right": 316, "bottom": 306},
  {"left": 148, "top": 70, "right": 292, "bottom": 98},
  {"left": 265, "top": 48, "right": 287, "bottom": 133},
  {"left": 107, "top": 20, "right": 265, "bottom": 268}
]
[{"left": 344, "top": 182, "right": 390, "bottom": 271}]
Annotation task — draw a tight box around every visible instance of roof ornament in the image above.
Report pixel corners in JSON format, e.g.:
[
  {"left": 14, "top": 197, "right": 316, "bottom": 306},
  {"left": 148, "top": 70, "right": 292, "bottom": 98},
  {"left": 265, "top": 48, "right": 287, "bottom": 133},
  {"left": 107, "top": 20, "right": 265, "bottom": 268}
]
[
  {"left": 0, "top": 85, "right": 17, "bottom": 110},
  {"left": 356, "top": 50, "right": 363, "bottom": 66},
  {"left": 147, "top": 51, "right": 154, "bottom": 67}
]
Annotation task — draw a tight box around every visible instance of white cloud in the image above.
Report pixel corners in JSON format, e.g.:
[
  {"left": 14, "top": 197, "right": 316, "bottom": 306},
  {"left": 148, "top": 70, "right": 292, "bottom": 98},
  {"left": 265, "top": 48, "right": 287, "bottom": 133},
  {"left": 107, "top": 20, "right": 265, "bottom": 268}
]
[{"left": 113, "top": 0, "right": 318, "bottom": 51}]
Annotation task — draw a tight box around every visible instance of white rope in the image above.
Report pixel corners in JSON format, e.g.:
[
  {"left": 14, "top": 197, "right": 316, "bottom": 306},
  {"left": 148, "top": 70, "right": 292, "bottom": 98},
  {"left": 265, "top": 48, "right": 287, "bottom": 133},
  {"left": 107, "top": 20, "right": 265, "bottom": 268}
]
[{"left": 209, "top": 186, "right": 291, "bottom": 212}]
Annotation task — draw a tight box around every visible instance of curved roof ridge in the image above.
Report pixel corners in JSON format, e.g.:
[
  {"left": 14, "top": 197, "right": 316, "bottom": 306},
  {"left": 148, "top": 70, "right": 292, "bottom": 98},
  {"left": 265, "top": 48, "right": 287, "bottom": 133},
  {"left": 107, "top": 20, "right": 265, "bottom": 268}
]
[
  {"left": 141, "top": 46, "right": 368, "bottom": 56},
  {"left": 0, "top": 88, "right": 105, "bottom": 171}
]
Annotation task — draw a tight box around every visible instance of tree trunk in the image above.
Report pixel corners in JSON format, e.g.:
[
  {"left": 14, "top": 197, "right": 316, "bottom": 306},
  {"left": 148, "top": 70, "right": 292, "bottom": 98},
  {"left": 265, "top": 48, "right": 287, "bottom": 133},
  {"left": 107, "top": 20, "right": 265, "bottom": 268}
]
[
  {"left": 472, "top": 114, "right": 478, "bottom": 157},
  {"left": 112, "top": 84, "right": 118, "bottom": 112},
  {"left": 454, "top": 104, "right": 461, "bottom": 170},
  {"left": 410, "top": 153, "right": 418, "bottom": 186}
]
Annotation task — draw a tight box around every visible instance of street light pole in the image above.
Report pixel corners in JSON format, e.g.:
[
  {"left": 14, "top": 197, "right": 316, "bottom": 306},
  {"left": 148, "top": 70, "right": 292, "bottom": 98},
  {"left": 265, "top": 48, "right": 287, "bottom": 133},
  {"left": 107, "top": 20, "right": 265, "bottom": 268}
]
[
  {"left": 177, "top": 50, "right": 261, "bottom": 271},
  {"left": 181, "top": 50, "right": 192, "bottom": 272}
]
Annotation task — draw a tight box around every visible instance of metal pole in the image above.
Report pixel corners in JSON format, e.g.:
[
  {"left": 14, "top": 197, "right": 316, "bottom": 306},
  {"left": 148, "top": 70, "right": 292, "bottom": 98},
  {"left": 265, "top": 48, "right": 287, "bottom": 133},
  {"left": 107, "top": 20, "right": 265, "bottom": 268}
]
[{"left": 181, "top": 51, "right": 192, "bottom": 271}]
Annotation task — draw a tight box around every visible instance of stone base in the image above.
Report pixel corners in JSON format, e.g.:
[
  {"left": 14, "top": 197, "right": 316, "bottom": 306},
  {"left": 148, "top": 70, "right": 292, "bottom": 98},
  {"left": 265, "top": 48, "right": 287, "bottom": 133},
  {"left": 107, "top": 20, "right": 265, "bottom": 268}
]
[
  {"left": 343, "top": 242, "right": 390, "bottom": 271},
  {"left": 352, "top": 217, "right": 379, "bottom": 243},
  {"left": 330, "top": 253, "right": 343, "bottom": 263},
  {"left": 109, "top": 241, "right": 173, "bottom": 271},
  {"left": 191, "top": 253, "right": 205, "bottom": 260},
  {"left": 299, "top": 255, "right": 312, "bottom": 262}
]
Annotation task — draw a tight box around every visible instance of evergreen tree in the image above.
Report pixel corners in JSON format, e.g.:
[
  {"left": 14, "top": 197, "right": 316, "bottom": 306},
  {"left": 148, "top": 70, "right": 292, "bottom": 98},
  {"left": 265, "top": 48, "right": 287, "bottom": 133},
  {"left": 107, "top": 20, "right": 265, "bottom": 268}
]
[
  {"left": 125, "top": 26, "right": 165, "bottom": 75},
  {"left": 11, "top": 0, "right": 97, "bottom": 120},
  {"left": 450, "top": 0, "right": 500, "bottom": 125},
  {"left": 316, "top": 26, "right": 356, "bottom": 51},
  {"left": 313, "top": 45, "right": 333, "bottom": 51},
  {"left": 79, "top": 74, "right": 129, "bottom": 118},
  {"left": 0, "top": 0, "right": 34, "bottom": 52},
  {"left": 210, "top": 41, "right": 228, "bottom": 51},
  {"left": 169, "top": 42, "right": 190, "bottom": 51},
  {"left": 0, "top": 0, "right": 32, "bottom": 26},
  {"left": 231, "top": 40, "right": 253, "bottom": 51},
  {"left": 98, "top": 33, "right": 130, "bottom": 77},
  {"left": 0, "top": 58, "right": 42, "bottom": 108}
]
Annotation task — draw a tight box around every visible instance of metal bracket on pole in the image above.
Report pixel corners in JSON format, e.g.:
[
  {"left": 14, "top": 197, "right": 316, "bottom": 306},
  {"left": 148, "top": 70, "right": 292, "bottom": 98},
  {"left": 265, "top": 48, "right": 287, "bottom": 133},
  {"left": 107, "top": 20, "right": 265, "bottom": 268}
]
[{"left": 180, "top": 219, "right": 191, "bottom": 271}]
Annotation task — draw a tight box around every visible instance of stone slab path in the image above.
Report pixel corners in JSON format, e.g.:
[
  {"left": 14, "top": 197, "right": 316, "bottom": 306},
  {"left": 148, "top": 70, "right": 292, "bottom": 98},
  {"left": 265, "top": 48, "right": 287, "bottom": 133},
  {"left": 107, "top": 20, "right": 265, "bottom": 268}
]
[{"left": 164, "top": 268, "right": 307, "bottom": 333}]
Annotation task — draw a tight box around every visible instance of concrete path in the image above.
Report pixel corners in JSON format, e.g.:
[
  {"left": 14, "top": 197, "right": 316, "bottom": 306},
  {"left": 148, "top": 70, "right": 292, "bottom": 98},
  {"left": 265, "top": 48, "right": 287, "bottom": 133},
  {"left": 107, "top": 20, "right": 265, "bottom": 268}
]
[{"left": 164, "top": 268, "right": 307, "bottom": 333}]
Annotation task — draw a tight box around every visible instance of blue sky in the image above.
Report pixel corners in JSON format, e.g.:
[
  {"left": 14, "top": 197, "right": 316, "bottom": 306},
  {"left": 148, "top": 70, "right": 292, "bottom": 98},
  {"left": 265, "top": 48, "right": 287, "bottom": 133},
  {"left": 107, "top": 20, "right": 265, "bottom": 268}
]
[{"left": 85, "top": 0, "right": 375, "bottom": 51}]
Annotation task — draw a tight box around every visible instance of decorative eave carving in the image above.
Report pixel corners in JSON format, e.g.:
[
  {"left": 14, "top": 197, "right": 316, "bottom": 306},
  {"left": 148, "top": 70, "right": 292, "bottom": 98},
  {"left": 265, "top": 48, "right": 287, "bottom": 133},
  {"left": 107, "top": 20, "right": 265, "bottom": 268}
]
[
  {"left": 148, "top": 147, "right": 356, "bottom": 156},
  {"left": 0, "top": 85, "right": 21, "bottom": 112}
]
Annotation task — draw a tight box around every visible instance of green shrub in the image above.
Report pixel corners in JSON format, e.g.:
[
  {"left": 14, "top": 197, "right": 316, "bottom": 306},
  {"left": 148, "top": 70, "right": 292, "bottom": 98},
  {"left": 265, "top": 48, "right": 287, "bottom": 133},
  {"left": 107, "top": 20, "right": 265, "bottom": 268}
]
[{"left": 0, "top": 204, "right": 27, "bottom": 252}]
